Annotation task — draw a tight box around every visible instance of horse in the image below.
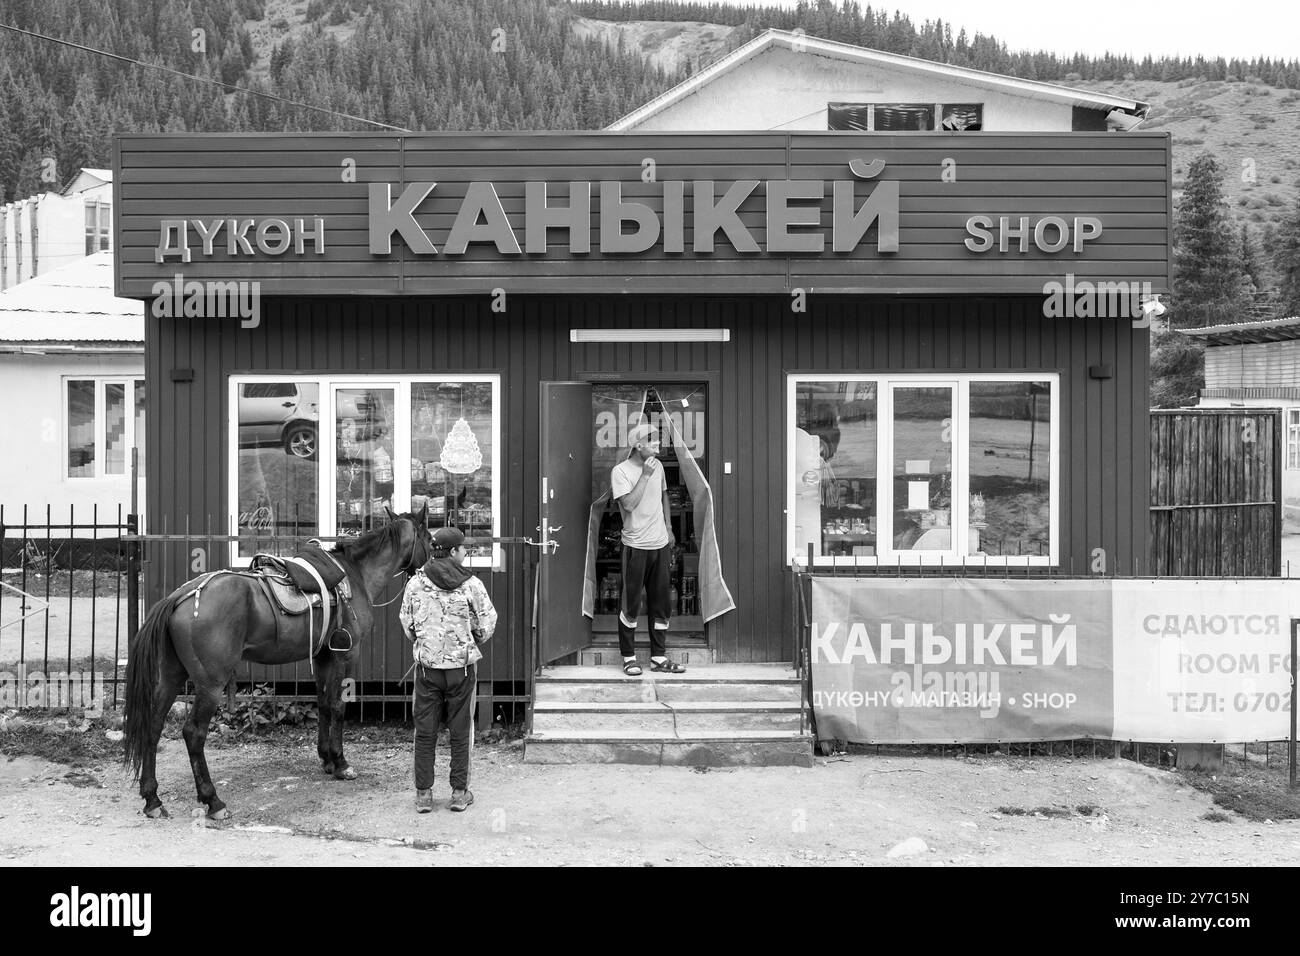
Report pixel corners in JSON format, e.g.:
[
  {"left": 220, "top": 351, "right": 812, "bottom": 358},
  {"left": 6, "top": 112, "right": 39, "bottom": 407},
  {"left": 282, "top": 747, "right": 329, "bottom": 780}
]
[{"left": 123, "top": 507, "right": 431, "bottom": 820}]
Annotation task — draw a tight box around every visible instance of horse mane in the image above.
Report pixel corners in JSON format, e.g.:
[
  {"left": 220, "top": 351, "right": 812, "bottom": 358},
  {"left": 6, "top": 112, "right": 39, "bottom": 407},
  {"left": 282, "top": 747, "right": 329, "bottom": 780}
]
[{"left": 332, "top": 517, "right": 407, "bottom": 564}]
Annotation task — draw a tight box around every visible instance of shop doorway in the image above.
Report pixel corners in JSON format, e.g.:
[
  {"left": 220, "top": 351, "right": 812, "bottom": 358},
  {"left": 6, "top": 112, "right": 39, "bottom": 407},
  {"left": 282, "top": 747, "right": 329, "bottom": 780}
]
[{"left": 537, "top": 380, "right": 711, "bottom": 665}]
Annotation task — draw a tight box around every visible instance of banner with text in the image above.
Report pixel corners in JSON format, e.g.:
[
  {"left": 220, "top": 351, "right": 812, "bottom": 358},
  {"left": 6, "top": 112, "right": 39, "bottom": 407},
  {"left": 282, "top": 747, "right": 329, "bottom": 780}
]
[{"left": 810, "top": 577, "right": 1297, "bottom": 744}]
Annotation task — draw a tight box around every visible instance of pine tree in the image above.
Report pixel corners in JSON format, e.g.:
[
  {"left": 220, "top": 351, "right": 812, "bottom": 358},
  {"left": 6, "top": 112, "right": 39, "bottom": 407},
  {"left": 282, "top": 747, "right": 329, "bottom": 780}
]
[
  {"left": 1275, "top": 189, "right": 1300, "bottom": 317},
  {"left": 1171, "top": 153, "right": 1253, "bottom": 328}
]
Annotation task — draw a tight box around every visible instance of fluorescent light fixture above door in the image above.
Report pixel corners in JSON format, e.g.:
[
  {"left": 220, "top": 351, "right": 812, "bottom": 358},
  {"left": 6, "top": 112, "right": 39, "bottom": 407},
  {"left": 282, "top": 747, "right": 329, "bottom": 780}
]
[{"left": 570, "top": 329, "right": 731, "bottom": 343}]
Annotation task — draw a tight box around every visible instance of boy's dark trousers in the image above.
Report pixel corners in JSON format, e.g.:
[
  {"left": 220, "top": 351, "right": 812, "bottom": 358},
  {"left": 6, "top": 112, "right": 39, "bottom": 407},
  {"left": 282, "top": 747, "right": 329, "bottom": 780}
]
[
  {"left": 618, "top": 543, "right": 671, "bottom": 658},
  {"left": 413, "top": 663, "right": 476, "bottom": 792}
]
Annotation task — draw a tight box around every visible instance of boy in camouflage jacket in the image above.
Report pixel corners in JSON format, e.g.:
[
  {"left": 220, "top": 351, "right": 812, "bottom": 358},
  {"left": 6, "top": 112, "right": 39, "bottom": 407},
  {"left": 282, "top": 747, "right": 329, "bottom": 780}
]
[{"left": 400, "top": 526, "right": 497, "bottom": 813}]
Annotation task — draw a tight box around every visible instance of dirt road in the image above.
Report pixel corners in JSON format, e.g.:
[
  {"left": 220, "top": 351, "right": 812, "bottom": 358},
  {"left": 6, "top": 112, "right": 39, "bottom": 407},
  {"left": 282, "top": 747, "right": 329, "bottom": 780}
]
[{"left": 3, "top": 726, "right": 1299, "bottom": 866}]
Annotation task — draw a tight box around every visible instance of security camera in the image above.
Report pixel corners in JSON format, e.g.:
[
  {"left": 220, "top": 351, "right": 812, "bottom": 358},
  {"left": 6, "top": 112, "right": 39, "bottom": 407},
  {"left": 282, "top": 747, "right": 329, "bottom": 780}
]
[{"left": 1140, "top": 296, "right": 1166, "bottom": 318}]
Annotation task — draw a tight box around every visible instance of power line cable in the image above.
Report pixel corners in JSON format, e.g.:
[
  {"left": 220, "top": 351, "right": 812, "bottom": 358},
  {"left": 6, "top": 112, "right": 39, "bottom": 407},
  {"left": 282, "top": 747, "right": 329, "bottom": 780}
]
[{"left": 0, "top": 21, "right": 410, "bottom": 132}]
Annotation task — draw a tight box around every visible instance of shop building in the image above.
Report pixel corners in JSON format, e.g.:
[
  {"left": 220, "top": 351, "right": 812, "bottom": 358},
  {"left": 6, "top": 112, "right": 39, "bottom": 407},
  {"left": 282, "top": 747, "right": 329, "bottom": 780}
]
[{"left": 113, "top": 129, "right": 1169, "bottom": 757}]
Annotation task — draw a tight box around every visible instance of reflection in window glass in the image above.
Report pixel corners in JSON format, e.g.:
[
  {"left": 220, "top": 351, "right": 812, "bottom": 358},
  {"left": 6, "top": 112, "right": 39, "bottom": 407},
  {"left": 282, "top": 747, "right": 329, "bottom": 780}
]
[
  {"left": 68, "top": 380, "right": 95, "bottom": 477},
  {"left": 892, "top": 387, "right": 953, "bottom": 552},
  {"left": 236, "top": 381, "right": 319, "bottom": 555},
  {"left": 412, "top": 382, "right": 495, "bottom": 556},
  {"left": 941, "top": 104, "right": 983, "bottom": 131},
  {"left": 134, "top": 380, "right": 146, "bottom": 477},
  {"left": 336, "top": 387, "right": 396, "bottom": 537},
  {"left": 873, "top": 104, "right": 934, "bottom": 131},
  {"left": 105, "top": 383, "right": 126, "bottom": 475},
  {"left": 793, "top": 381, "right": 877, "bottom": 559},
  {"left": 968, "top": 382, "right": 1051, "bottom": 557}
]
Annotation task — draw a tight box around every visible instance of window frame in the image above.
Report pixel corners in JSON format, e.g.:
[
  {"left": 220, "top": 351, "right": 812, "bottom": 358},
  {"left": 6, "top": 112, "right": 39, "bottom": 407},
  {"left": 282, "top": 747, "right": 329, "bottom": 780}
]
[
  {"left": 828, "top": 101, "right": 984, "bottom": 132},
  {"left": 1287, "top": 408, "right": 1300, "bottom": 471},
  {"left": 786, "top": 371, "right": 1060, "bottom": 568},
  {"left": 64, "top": 377, "right": 144, "bottom": 480},
  {"left": 84, "top": 200, "right": 111, "bottom": 255},
  {"left": 227, "top": 373, "right": 503, "bottom": 569}
]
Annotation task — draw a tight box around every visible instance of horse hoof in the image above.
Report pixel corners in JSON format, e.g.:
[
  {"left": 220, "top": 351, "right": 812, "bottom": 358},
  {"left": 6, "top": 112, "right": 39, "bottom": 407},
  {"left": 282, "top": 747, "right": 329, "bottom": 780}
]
[
  {"left": 144, "top": 805, "right": 168, "bottom": 819},
  {"left": 208, "top": 807, "right": 230, "bottom": 821},
  {"left": 334, "top": 766, "right": 357, "bottom": 781},
  {"left": 321, "top": 762, "right": 335, "bottom": 775}
]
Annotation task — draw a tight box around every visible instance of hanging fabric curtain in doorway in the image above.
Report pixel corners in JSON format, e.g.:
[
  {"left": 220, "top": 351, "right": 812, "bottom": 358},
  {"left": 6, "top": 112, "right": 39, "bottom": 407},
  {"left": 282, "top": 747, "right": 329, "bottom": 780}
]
[{"left": 582, "top": 390, "right": 734, "bottom": 624}]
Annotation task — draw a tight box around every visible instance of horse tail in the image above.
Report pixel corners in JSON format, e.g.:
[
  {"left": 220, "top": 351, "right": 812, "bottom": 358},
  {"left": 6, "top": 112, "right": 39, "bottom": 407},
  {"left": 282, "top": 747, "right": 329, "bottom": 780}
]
[{"left": 123, "top": 594, "right": 178, "bottom": 779}]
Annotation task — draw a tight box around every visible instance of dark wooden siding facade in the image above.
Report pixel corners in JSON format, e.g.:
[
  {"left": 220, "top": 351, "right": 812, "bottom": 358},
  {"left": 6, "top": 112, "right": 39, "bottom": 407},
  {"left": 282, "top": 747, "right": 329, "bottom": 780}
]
[
  {"left": 115, "top": 131, "right": 1171, "bottom": 297},
  {"left": 145, "top": 294, "right": 1151, "bottom": 676}
]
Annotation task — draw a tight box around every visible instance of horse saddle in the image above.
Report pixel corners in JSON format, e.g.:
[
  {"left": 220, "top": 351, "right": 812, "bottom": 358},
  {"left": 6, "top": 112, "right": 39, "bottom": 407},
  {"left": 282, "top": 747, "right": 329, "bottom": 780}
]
[
  {"left": 249, "top": 546, "right": 353, "bottom": 655},
  {"left": 251, "top": 545, "right": 347, "bottom": 595}
]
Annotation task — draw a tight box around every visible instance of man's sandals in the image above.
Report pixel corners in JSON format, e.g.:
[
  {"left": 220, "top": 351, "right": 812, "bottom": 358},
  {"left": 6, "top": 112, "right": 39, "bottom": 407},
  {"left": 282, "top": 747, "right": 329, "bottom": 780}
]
[{"left": 622, "top": 658, "right": 687, "bottom": 675}]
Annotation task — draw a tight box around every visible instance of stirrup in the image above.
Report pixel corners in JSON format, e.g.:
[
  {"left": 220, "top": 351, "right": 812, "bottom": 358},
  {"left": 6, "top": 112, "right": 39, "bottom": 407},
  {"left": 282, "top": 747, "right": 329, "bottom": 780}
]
[{"left": 328, "top": 627, "right": 354, "bottom": 653}]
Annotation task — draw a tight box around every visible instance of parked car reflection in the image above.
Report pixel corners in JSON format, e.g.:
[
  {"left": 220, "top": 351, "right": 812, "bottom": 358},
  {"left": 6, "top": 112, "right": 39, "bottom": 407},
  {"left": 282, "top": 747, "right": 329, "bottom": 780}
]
[{"left": 237, "top": 383, "right": 389, "bottom": 460}]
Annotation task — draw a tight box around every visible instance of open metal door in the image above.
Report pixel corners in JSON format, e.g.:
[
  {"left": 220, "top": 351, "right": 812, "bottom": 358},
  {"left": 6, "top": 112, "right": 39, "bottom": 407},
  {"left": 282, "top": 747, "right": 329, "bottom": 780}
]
[{"left": 538, "top": 381, "right": 593, "bottom": 663}]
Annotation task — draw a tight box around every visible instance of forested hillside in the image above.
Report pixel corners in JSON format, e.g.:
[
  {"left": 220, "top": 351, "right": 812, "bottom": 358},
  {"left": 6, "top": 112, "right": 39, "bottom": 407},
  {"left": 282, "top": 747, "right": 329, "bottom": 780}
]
[{"left": 0, "top": 0, "right": 681, "bottom": 202}]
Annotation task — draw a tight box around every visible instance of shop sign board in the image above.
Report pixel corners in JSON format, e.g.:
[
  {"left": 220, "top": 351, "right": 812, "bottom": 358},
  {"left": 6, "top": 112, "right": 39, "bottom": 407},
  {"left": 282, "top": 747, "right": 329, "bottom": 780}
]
[
  {"left": 810, "top": 577, "right": 1295, "bottom": 744},
  {"left": 115, "top": 132, "right": 1170, "bottom": 298}
]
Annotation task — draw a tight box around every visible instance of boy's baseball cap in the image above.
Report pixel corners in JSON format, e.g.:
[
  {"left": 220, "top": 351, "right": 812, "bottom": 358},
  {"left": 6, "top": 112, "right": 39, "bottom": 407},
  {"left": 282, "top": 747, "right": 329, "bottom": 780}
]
[{"left": 432, "top": 526, "right": 466, "bottom": 554}]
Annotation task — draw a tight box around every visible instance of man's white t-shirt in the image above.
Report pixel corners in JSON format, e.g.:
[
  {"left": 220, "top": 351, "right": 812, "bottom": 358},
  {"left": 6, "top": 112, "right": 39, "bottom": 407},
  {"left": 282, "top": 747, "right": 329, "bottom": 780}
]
[{"left": 611, "top": 458, "right": 671, "bottom": 550}]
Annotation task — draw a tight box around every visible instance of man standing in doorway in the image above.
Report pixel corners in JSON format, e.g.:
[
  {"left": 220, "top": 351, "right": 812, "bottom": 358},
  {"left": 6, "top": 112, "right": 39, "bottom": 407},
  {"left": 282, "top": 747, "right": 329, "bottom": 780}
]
[{"left": 611, "top": 422, "right": 686, "bottom": 676}]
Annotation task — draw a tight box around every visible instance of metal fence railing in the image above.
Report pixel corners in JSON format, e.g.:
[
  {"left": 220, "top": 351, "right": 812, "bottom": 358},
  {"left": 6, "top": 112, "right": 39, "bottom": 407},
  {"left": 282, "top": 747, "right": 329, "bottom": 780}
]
[
  {"left": 1, "top": 504, "right": 132, "bottom": 714},
  {"left": 1, "top": 505, "right": 538, "bottom": 729}
]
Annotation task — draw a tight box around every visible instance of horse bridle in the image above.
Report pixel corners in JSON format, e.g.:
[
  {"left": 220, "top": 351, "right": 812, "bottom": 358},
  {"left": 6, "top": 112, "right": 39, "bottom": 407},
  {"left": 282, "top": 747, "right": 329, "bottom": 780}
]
[
  {"left": 369, "top": 518, "right": 431, "bottom": 607},
  {"left": 398, "top": 520, "right": 431, "bottom": 576}
]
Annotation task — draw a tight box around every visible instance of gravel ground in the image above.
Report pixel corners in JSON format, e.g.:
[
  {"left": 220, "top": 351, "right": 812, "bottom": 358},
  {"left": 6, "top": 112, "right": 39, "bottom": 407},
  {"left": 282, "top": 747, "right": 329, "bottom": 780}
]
[{"left": 3, "top": 721, "right": 1300, "bottom": 867}]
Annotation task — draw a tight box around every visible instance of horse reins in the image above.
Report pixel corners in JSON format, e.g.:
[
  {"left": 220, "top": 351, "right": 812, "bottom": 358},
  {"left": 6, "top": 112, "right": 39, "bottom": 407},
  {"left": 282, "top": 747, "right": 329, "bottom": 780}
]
[{"left": 372, "top": 521, "right": 430, "bottom": 607}]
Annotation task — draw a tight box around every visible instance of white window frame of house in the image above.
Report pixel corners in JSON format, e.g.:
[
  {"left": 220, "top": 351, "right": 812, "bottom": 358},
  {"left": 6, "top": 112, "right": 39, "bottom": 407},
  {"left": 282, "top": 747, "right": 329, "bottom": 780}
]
[
  {"left": 64, "top": 377, "right": 145, "bottom": 480},
  {"left": 1287, "top": 408, "right": 1300, "bottom": 470},
  {"left": 84, "top": 200, "right": 111, "bottom": 255},
  {"left": 786, "top": 372, "right": 1060, "bottom": 568},
  {"left": 227, "top": 373, "right": 502, "bottom": 569}
]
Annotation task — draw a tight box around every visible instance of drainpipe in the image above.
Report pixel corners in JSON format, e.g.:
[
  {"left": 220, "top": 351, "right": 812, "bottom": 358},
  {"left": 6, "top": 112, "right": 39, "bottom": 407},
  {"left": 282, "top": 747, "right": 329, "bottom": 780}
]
[{"left": 31, "top": 195, "right": 38, "bottom": 276}]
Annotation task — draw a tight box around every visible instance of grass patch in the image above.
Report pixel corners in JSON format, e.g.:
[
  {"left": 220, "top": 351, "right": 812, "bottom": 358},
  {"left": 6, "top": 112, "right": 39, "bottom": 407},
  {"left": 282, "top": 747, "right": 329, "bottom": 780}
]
[
  {"left": 1183, "top": 763, "right": 1300, "bottom": 821},
  {"left": 0, "top": 714, "right": 124, "bottom": 766}
]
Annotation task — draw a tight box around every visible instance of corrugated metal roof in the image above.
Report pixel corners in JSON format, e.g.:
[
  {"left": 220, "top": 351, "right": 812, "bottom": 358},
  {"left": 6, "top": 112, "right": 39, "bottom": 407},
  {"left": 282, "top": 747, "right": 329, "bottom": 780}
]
[
  {"left": 0, "top": 252, "right": 143, "bottom": 343},
  {"left": 608, "top": 29, "right": 1150, "bottom": 131},
  {"left": 1180, "top": 316, "right": 1300, "bottom": 345}
]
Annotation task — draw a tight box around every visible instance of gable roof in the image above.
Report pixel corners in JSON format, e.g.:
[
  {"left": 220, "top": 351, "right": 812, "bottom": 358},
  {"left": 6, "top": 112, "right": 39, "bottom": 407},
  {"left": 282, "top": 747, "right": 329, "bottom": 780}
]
[
  {"left": 1180, "top": 316, "right": 1300, "bottom": 346},
  {"left": 0, "top": 252, "right": 143, "bottom": 347},
  {"left": 61, "top": 168, "right": 113, "bottom": 196},
  {"left": 607, "top": 29, "right": 1150, "bottom": 131}
]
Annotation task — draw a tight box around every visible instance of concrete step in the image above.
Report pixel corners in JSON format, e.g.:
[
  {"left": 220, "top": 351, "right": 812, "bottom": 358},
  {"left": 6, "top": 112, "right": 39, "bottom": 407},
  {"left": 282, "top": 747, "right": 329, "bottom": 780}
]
[
  {"left": 534, "top": 664, "right": 803, "bottom": 704},
  {"left": 577, "top": 645, "right": 714, "bottom": 667},
  {"left": 524, "top": 730, "right": 815, "bottom": 767},
  {"left": 531, "top": 700, "right": 804, "bottom": 734}
]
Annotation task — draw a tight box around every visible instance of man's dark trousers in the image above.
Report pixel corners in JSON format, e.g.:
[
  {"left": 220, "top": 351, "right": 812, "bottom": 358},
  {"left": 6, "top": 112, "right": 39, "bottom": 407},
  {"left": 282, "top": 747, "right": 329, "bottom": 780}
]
[
  {"left": 618, "top": 543, "right": 671, "bottom": 658},
  {"left": 413, "top": 663, "right": 476, "bottom": 791}
]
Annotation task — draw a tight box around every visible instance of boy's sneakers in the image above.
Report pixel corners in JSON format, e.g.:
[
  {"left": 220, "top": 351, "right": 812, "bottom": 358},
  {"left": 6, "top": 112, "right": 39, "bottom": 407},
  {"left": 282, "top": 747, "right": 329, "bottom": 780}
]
[
  {"left": 449, "top": 788, "right": 474, "bottom": 812},
  {"left": 415, "top": 788, "right": 434, "bottom": 813}
]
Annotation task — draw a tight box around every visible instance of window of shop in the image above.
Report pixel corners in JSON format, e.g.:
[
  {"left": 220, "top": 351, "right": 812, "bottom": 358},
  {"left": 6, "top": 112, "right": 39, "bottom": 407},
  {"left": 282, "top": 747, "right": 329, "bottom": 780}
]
[
  {"left": 66, "top": 377, "right": 145, "bottom": 479},
  {"left": 787, "top": 373, "right": 1058, "bottom": 566},
  {"left": 228, "top": 374, "right": 500, "bottom": 566}
]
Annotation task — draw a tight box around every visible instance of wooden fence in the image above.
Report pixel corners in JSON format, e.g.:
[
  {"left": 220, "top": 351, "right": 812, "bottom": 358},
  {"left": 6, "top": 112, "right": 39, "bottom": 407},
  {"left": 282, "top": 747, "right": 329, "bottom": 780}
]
[{"left": 1150, "top": 408, "right": 1281, "bottom": 576}]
